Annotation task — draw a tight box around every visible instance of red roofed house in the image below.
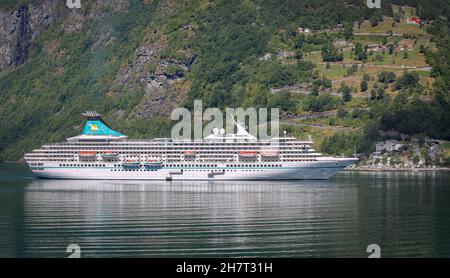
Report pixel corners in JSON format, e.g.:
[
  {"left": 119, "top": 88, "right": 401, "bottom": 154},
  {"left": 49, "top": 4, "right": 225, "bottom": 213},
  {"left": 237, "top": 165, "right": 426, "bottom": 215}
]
[{"left": 406, "top": 17, "right": 421, "bottom": 26}]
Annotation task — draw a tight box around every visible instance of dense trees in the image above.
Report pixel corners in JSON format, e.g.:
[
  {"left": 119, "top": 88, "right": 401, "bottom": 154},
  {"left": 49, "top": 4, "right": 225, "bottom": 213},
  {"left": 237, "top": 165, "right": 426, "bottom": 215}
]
[
  {"left": 378, "top": 71, "right": 397, "bottom": 84},
  {"left": 360, "top": 80, "right": 368, "bottom": 92},
  {"left": 303, "top": 94, "right": 341, "bottom": 112},
  {"left": 378, "top": 94, "right": 448, "bottom": 138},
  {"left": 354, "top": 42, "right": 368, "bottom": 61},
  {"left": 339, "top": 85, "right": 352, "bottom": 102},
  {"left": 321, "top": 42, "right": 343, "bottom": 62},
  {"left": 393, "top": 72, "right": 420, "bottom": 90}
]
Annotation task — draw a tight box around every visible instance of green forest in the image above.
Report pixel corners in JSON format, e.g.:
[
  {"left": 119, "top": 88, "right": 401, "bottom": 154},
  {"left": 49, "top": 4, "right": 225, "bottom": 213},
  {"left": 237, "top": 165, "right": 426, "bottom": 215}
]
[{"left": 0, "top": 0, "right": 449, "bottom": 161}]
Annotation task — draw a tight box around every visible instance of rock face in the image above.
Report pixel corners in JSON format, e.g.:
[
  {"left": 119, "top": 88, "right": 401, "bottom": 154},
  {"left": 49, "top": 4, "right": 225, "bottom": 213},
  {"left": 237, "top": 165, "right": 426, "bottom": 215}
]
[
  {"left": 0, "top": 0, "right": 192, "bottom": 119},
  {"left": 0, "top": 1, "right": 68, "bottom": 70},
  {"left": 13, "top": 5, "right": 31, "bottom": 66},
  {"left": 0, "top": 0, "right": 130, "bottom": 70},
  {"left": 114, "top": 33, "right": 195, "bottom": 119},
  {"left": 62, "top": 0, "right": 130, "bottom": 33}
]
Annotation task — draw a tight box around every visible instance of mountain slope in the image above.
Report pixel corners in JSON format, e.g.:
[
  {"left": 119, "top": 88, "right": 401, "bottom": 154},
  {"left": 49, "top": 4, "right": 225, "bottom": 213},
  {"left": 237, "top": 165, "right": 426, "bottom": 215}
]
[{"left": 0, "top": 0, "right": 448, "bottom": 161}]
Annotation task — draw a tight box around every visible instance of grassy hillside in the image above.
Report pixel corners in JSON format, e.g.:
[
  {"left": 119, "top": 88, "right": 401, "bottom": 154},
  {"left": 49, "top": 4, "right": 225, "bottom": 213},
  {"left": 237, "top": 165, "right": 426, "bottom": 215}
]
[{"left": 0, "top": 0, "right": 375, "bottom": 160}]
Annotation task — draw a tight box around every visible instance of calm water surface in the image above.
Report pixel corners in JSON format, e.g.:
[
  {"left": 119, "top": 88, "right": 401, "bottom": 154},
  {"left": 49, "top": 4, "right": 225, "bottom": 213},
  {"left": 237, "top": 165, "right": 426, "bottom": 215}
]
[{"left": 0, "top": 163, "right": 449, "bottom": 258}]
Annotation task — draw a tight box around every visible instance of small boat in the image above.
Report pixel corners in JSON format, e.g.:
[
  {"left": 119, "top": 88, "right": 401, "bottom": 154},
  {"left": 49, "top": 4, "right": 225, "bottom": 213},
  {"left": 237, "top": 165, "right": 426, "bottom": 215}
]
[
  {"left": 101, "top": 151, "right": 119, "bottom": 157},
  {"left": 183, "top": 150, "right": 196, "bottom": 161},
  {"left": 238, "top": 151, "right": 257, "bottom": 157},
  {"left": 122, "top": 161, "right": 141, "bottom": 168},
  {"left": 261, "top": 150, "right": 279, "bottom": 157},
  {"left": 78, "top": 151, "right": 97, "bottom": 161},
  {"left": 143, "top": 161, "right": 163, "bottom": 168},
  {"left": 101, "top": 151, "right": 119, "bottom": 160},
  {"left": 79, "top": 151, "right": 96, "bottom": 157}
]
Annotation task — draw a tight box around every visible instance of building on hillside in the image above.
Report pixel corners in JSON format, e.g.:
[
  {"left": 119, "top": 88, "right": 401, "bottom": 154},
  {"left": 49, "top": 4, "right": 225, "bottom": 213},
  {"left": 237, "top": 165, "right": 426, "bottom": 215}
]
[
  {"left": 334, "top": 40, "right": 350, "bottom": 47},
  {"left": 276, "top": 50, "right": 295, "bottom": 59},
  {"left": 406, "top": 17, "right": 421, "bottom": 26},
  {"left": 425, "top": 139, "right": 445, "bottom": 158},
  {"left": 298, "top": 27, "right": 311, "bottom": 34},
  {"left": 396, "top": 40, "right": 414, "bottom": 51},
  {"left": 367, "top": 44, "right": 388, "bottom": 52},
  {"left": 259, "top": 53, "right": 272, "bottom": 61},
  {"left": 375, "top": 140, "right": 404, "bottom": 154}
]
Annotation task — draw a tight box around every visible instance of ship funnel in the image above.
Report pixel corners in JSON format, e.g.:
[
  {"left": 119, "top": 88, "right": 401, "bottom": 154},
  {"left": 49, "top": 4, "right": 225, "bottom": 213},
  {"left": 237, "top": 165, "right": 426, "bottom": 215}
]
[{"left": 81, "top": 111, "right": 126, "bottom": 137}]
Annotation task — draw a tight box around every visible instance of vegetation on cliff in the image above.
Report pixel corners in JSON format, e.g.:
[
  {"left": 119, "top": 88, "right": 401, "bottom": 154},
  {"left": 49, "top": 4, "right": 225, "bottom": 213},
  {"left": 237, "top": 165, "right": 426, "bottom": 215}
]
[{"left": 0, "top": 0, "right": 449, "bottom": 161}]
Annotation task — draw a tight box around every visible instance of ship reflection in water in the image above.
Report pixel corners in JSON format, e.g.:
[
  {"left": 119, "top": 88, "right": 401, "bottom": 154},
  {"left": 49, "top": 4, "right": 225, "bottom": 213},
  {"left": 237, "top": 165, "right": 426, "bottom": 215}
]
[{"left": 1, "top": 169, "right": 450, "bottom": 257}]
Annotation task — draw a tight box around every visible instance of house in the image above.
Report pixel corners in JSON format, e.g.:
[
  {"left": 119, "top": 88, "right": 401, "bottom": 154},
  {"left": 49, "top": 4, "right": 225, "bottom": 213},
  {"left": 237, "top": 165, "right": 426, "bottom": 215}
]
[
  {"left": 180, "top": 23, "right": 193, "bottom": 31},
  {"left": 396, "top": 40, "right": 414, "bottom": 51},
  {"left": 298, "top": 27, "right": 311, "bottom": 34},
  {"left": 367, "top": 44, "right": 388, "bottom": 52},
  {"left": 426, "top": 139, "right": 444, "bottom": 158},
  {"left": 276, "top": 50, "right": 295, "bottom": 59},
  {"left": 259, "top": 53, "right": 272, "bottom": 61},
  {"left": 375, "top": 140, "right": 404, "bottom": 154},
  {"left": 334, "top": 40, "right": 349, "bottom": 47},
  {"left": 406, "top": 17, "right": 421, "bottom": 26}
]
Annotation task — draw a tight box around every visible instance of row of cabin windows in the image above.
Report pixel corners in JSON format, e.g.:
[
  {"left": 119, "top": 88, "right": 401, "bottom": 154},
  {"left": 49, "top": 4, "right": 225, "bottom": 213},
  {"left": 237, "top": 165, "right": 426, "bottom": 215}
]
[
  {"left": 115, "top": 164, "right": 284, "bottom": 168},
  {"left": 59, "top": 164, "right": 106, "bottom": 167},
  {"left": 58, "top": 161, "right": 314, "bottom": 168},
  {"left": 111, "top": 169, "right": 284, "bottom": 172},
  {"left": 112, "top": 169, "right": 157, "bottom": 172},
  {"left": 226, "top": 164, "right": 282, "bottom": 167},
  {"left": 47, "top": 146, "right": 310, "bottom": 151},
  {"left": 58, "top": 163, "right": 312, "bottom": 168}
]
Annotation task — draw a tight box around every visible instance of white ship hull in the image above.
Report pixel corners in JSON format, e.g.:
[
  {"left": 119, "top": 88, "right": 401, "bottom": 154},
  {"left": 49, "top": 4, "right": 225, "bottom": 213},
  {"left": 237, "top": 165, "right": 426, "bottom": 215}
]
[{"left": 29, "top": 159, "right": 356, "bottom": 180}]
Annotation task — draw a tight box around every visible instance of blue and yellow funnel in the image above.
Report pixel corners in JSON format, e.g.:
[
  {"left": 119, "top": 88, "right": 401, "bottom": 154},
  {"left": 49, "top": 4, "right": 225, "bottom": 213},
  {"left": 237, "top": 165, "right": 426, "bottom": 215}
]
[{"left": 81, "top": 111, "right": 126, "bottom": 137}]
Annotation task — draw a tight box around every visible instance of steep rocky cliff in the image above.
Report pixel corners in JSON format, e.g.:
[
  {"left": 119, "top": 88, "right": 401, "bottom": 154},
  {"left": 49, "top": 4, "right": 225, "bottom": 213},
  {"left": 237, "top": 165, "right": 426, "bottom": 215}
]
[
  {"left": 0, "top": 1, "right": 68, "bottom": 69},
  {"left": 114, "top": 32, "right": 195, "bottom": 119},
  {"left": 0, "top": 0, "right": 189, "bottom": 119},
  {"left": 0, "top": 0, "right": 194, "bottom": 160}
]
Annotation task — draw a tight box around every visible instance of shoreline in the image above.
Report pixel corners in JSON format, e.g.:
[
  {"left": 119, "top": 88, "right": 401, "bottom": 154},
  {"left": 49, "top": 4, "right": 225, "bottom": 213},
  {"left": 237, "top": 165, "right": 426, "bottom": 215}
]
[{"left": 345, "top": 167, "right": 450, "bottom": 172}]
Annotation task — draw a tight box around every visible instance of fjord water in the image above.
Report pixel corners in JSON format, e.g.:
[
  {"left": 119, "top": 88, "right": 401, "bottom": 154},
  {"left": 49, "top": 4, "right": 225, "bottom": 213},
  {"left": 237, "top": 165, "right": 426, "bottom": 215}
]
[{"left": 0, "top": 163, "right": 449, "bottom": 258}]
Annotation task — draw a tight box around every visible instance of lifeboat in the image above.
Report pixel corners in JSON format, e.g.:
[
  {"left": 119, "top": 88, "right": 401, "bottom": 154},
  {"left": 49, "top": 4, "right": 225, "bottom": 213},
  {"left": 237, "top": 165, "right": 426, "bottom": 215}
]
[
  {"left": 183, "top": 150, "right": 196, "bottom": 161},
  {"left": 101, "top": 151, "right": 119, "bottom": 159},
  {"left": 79, "top": 151, "right": 96, "bottom": 156},
  {"left": 78, "top": 151, "right": 97, "bottom": 161},
  {"left": 143, "top": 160, "right": 163, "bottom": 168},
  {"left": 122, "top": 160, "right": 141, "bottom": 168},
  {"left": 238, "top": 151, "right": 257, "bottom": 157},
  {"left": 261, "top": 150, "right": 279, "bottom": 157}
]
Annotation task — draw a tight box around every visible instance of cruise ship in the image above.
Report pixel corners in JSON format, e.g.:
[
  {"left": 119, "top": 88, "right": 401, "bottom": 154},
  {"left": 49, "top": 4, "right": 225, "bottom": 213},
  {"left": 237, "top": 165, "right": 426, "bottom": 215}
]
[{"left": 24, "top": 112, "right": 357, "bottom": 180}]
